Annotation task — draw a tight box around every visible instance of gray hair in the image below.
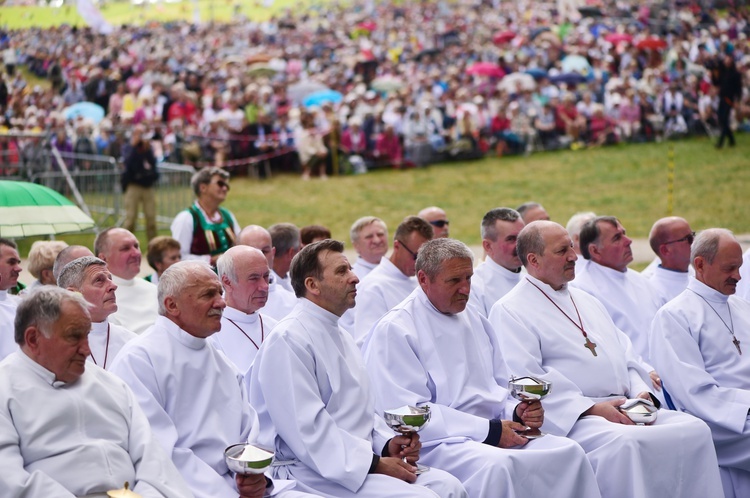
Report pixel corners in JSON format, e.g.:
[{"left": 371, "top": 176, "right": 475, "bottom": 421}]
[
  {"left": 190, "top": 166, "right": 230, "bottom": 196},
  {"left": 57, "top": 256, "right": 107, "bottom": 290},
  {"left": 416, "top": 238, "right": 474, "bottom": 280},
  {"left": 566, "top": 211, "right": 597, "bottom": 239},
  {"left": 692, "top": 228, "right": 735, "bottom": 265},
  {"left": 517, "top": 222, "right": 546, "bottom": 267},
  {"left": 269, "top": 223, "right": 301, "bottom": 255},
  {"left": 216, "top": 247, "right": 266, "bottom": 284},
  {"left": 349, "top": 216, "right": 386, "bottom": 244},
  {"left": 15, "top": 286, "right": 90, "bottom": 345},
  {"left": 481, "top": 208, "right": 521, "bottom": 240},
  {"left": 157, "top": 260, "right": 213, "bottom": 315},
  {"left": 516, "top": 202, "right": 543, "bottom": 217}
]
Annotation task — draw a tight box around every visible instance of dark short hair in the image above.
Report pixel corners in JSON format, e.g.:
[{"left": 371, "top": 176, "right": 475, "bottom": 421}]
[
  {"left": 300, "top": 225, "right": 332, "bottom": 245},
  {"left": 0, "top": 237, "right": 17, "bottom": 250},
  {"left": 290, "top": 239, "right": 344, "bottom": 298},
  {"left": 394, "top": 216, "right": 433, "bottom": 242},
  {"left": 481, "top": 208, "right": 521, "bottom": 240},
  {"left": 147, "top": 236, "right": 181, "bottom": 271},
  {"left": 579, "top": 216, "right": 619, "bottom": 260}
]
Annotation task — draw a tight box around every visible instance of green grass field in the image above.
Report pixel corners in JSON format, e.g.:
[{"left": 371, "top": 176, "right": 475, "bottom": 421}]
[
  {"left": 14, "top": 132, "right": 749, "bottom": 260},
  {"left": 0, "top": 0, "right": 324, "bottom": 29}
]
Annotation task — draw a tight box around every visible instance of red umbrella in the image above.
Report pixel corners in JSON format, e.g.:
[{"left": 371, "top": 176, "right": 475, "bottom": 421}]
[
  {"left": 466, "top": 62, "right": 505, "bottom": 78},
  {"left": 492, "top": 30, "right": 517, "bottom": 45},
  {"left": 604, "top": 33, "right": 633, "bottom": 44},
  {"left": 356, "top": 21, "right": 377, "bottom": 32},
  {"left": 636, "top": 37, "right": 668, "bottom": 50}
]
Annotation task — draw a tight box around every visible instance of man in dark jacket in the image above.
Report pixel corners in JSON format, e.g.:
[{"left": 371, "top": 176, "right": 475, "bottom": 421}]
[
  {"left": 711, "top": 50, "right": 743, "bottom": 148},
  {"left": 121, "top": 125, "right": 159, "bottom": 241}
]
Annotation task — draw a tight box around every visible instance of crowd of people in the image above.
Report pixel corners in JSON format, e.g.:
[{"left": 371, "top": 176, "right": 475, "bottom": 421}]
[
  {"left": 2, "top": 165, "right": 750, "bottom": 496},
  {"left": 1, "top": 0, "right": 748, "bottom": 181}
]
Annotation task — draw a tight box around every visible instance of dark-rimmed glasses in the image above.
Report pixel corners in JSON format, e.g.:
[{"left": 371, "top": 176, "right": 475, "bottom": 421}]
[
  {"left": 398, "top": 240, "right": 419, "bottom": 260},
  {"left": 663, "top": 231, "right": 695, "bottom": 245},
  {"left": 215, "top": 180, "right": 231, "bottom": 191},
  {"left": 429, "top": 220, "right": 449, "bottom": 228}
]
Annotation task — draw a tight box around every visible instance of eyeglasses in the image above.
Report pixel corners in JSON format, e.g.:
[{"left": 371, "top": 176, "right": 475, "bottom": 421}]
[
  {"left": 398, "top": 240, "right": 419, "bottom": 260},
  {"left": 215, "top": 180, "right": 230, "bottom": 191},
  {"left": 429, "top": 220, "right": 449, "bottom": 228},
  {"left": 663, "top": 231, "right": 696, "bottom": 245}
]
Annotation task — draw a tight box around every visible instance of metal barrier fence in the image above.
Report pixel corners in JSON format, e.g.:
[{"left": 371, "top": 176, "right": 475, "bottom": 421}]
[{"left": 0, "top": 134, "right": 194, "bottom": 235}]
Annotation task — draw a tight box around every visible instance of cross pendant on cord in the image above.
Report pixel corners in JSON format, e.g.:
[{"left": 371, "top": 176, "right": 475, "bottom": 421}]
[
  {"left": 584, "top": 337, "right": 598, "bottom": 356},
  {"left": 733, "top": 336, "right": 742, "bottom": 355}
]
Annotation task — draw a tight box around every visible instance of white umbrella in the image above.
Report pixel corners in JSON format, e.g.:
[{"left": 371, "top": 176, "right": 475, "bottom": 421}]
[{"left": 498, "top": 73, "right": 537, "bottom": 93}]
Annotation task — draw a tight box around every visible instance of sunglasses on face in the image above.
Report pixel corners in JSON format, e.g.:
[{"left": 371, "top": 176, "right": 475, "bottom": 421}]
[
  {"left": 214, "top": 180, "right": 230, "bottom": 190},
  {"left": 429, "top": 220, "right": 449, "bottom": 228},
  {"left": 398, "top": 240, "right": 419, "bottom": 260},
  {"left": 663, "top": 231, "right": 695, "bottom": 245}
]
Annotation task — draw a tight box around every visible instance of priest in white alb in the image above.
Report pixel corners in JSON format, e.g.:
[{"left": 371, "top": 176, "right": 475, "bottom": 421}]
[
  {"left": 469, "top": 207, "right": 525, "bottom": 316},
  {"left": 0, "top": 238, "right": 21, "bottom": 360},
  {"left": 572, "top": 216, "right": 662, "bottom": 389},
  {"left": 249, "top": 240, "right": 468, "bottom": 498},
  {"left": 58, "top": 256, "right": 137, "bottom": 370},
  {"left": 362, "top": 238, "right": 601, "bottom": 498},
  {"left": 650, "top": 229, "right": 750, "bottom": 498},
  {"left": 352, "top": 216, "right": 433, "bottom": 345},
  {"left": 239, "top": 225, "right": 298, "bottom": 321},
  {"left": 0, "top": 287, "right": 192, "bottom": 497},
  {"left": 214, "top": 246, "right": 278, "bottom": 376},
  {"left": 646, "top": 217, "right": 695, "bottom": 304},
  {"left": 110, "top": 261, "right": 311, "bottom": 498},
  {"left": 349, "top": 216, "right": 389, "bottom": 280},
  {"left": 95, "top": 228, "right": 159, "bottom": 334},
  {"left": 488, "top": 221, "right": 723, "bottom": 498}
]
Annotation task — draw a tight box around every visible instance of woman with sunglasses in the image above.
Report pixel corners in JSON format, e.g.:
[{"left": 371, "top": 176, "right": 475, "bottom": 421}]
[{"left": 170, "top": 166, "right": 240, "bottom": 267}]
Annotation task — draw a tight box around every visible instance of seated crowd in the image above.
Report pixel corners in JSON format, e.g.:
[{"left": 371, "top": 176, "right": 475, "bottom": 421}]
[
  {"left": 1, "top": 0, "right": 748, "bottom": 181},
  {"left": 2, "top": 188, "right": 750, "bottom": 497}
]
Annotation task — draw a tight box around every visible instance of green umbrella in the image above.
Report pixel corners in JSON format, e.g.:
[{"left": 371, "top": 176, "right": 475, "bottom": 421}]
[{"left": 0, "top": 181, "right": 95, "bottom": 238}]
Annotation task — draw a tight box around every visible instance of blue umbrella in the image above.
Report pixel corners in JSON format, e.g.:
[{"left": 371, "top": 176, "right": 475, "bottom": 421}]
[
  {"left": 525, "top": 68, "right": 548, "bottom": 80},
  {"left": 303, "top": 90, "right": 343, "bottom": 108},
  {"left": 550, "top": 72, "right": 588, "bottom": 85},
  {"left": 561, "top": 55, "right": 592, "bottom": 75},
  {"left": 62, "top": 101, "right": 106, "bottom": 124}
]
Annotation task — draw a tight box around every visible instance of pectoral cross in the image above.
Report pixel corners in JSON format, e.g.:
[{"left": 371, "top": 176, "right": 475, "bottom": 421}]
[
  {"left": 584, "top": 337, "right": 598, "bottom": 357},
  {"left": 733, "top": 336, "right": 742, "bottom": 355}
]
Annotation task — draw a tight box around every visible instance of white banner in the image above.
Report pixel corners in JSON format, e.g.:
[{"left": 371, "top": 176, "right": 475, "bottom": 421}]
[{"left": 76, "top": 0, "right": 114, "bottom": 35}]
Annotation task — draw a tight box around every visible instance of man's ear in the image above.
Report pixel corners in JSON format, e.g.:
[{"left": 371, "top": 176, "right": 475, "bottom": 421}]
[
  {"left": 481, "top": 239, "right": 493, "bottom": 255},
  {"left": 24, "top": 326, "right": 43, "bottom": 354},
  {"left": 164, "top": 296, "right": 180, "bottom": 317},
  {"left": 304, "top": 276, "right": 320, "bottom": 297}
]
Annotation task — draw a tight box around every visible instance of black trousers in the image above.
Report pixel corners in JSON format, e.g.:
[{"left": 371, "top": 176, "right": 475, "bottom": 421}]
[{"left": 716, "top": 99, "right": 735, "bottom": 147}]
